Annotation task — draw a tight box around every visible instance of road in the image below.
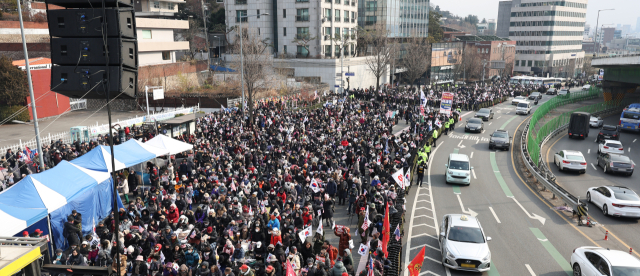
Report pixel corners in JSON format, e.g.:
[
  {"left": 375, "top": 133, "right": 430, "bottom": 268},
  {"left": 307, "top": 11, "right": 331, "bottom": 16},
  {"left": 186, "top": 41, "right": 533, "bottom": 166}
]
[
  {"left": 403, "top": 89, "right": 598, "bottom": 276},
  {"left": 545, "top": 113, "right": 640, "bottom": 258}
]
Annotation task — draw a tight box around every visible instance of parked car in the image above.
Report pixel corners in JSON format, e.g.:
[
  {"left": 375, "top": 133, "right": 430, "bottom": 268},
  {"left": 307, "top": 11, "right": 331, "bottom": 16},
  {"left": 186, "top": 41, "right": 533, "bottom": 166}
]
[
  {"left": 596, "top": 125, "right": 620, "bottom": 142},
  {"left": 489, "top": 130, "right": 511, "bottom": 150},
  {"left": 464, "top": 118, "right": 484, "bottom": 133},
  {"left": 589, "top": 116, "right": 603, "bottom": 128},
  {"left": 546, "top": 88, "right": 557, "bottom": 95},
  {"left": 571, "top": 246, "right": 640, "bottom": 276},
  {"left": 598, "top": 140, "right": 624, "bottom": 155},
  {"left": 474, "top": 108, "right": 494, "bottom": 121},
  {"left": 596, "top": 153, "right": 635, "bottom": 175},
  {"left": 587, "top": 186, "right": 640, "bottom": 217},
  {"left": 553, "top": 150, "right": 587, "bottom": 173}
]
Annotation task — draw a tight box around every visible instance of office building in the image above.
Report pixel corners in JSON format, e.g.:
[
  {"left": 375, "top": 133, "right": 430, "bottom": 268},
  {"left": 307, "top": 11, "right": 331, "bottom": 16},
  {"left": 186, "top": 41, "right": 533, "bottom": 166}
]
[
  {"left": 224, "top": 0, "right": 359, "bottom": 58},
  {"left": 496, "top": 0, "right": 587, "bottom": 77},
  {"left": 496, "top": 1, "right": 512, "bottom": 37},
  {"left": 358, "top": 0, "right": 429, "bottom": 38}
]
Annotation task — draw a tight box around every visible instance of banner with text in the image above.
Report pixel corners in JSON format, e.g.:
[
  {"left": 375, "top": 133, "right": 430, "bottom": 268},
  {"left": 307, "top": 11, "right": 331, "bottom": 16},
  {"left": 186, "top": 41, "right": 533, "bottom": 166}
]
[{"left": 439, "top": 92, "right": 454, "bottom": 115}]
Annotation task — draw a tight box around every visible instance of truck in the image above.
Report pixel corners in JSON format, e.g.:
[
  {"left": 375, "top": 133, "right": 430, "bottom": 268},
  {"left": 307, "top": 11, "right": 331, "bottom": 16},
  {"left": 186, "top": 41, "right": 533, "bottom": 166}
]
[{"left": 568, "top": 112, "right": 591, "bottom": 139}]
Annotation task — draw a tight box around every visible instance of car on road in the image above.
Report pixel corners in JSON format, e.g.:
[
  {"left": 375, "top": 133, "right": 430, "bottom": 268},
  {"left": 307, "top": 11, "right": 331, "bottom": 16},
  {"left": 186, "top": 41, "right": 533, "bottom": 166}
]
[
  {"left": 546, "top": 88, "right": 558, "bottom": 95},
  {"left": 596, "top": 153, "right": 635, "bottom": 176},
  {"left": 598, "top": 140, "right": 624, "bottom": 155},
  {"left": 571, "top": 246, "right": 640, "bottom": 276},
  {"left": 516, "top": 101, "right": 532, "bottom": 115},
  {"left": 596, "top": 125, "right": 620, "bottom": 142},
  {"left": 445, "top": 153, "right": 472, "bottom": 185},
  {"left": 553, "top": 150, "right": 587, "bottom": 173},
  {"left": 582, "top": 84, "right": 592, "bottom": 91},
  {"left": 474, "top": 108, "right": 494, "bottom": 121},
  {"left": 489, "top": 130, "right": 511, "bottom": 150},
  {"left": 511, "top": 96, "right": 526, "bottom": 105},
  {"left": 528, "top": 92, "right": 542, "bottom": 100},
  {"left": 587, "top": 186, "right": 640, "bottom": 217},
  {"left": 569, "top": 112, "right": 590, "bottom": 139},
  {"left": 464, "top": 118, "right": 484, "bottom": 133},
  {"left": 440, "top": 214, "right": 492, "bottom": 272},
  {"left": 558, "top": 89, "right": 569, "bottom": 96},
  {"left": 589, "top": 116, "right": 603, "bottom": 128}
]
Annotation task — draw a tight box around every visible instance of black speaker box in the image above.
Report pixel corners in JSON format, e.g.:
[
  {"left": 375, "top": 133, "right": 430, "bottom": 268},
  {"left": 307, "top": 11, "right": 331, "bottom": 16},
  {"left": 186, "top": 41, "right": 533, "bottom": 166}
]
[
  {"left": 51, "top": 65, "right": 137, "bottom": 99},
  {"left": 45, "top": 0, "right": 133, "bottom": 8},
  {"left": 51, "top": 38, "right": 137, "bottom": 68},
  {"left": 47, "top": 8, "right": 135, "bottom": 38}
]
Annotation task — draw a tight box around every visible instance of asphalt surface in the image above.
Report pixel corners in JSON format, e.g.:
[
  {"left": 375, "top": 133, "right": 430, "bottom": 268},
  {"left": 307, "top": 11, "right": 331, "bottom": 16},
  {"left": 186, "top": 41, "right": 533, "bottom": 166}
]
[
  {"left": 545, "top": 113, "right": 640, "bottom": 258},
  {"left": 403, "top": 89, "right": 597, "bottom": 276}
]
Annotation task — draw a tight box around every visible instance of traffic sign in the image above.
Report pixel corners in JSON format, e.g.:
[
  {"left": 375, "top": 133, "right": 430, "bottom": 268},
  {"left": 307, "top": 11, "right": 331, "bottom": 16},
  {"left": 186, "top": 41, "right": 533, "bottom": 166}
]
[{"left": 345, "top": 72, "right": 355, "bottom": 76}]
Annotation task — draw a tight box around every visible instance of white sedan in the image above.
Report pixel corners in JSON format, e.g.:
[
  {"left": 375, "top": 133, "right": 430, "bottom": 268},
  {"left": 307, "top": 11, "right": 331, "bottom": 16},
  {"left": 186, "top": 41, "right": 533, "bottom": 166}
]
[
  {"left": 553, "top": 150, "right": 587, "bottom": 173},
  {"left": 587, "top": 186, "right": 640, "bottom": 217},
  {"left": 571, "top": 246, "right": 640, "bottom": 276},
  {"left": 589, "top": 116, "right": 603, "bottom": 128},
  {"left": 598, "top": 140, "right": 624, "bottom": 155},
  {"left": 511, "top": 96, "right": 526, "bottom": 105}
]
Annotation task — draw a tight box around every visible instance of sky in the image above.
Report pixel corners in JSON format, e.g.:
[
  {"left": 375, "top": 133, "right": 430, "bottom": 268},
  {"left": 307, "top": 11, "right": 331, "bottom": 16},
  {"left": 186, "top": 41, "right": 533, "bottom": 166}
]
[{"left": 431, "top": 0, "right": 640, "bottom": 30}]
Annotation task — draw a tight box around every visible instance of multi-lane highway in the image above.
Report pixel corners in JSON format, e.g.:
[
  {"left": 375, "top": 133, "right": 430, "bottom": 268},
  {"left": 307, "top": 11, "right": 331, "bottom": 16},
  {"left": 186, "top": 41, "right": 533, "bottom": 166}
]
[
  {"left": 545, "top": 113, "right": 640, "bottom": 259},
  {"left": 402, "top": 90, "right": 607, "bottom": 276}
]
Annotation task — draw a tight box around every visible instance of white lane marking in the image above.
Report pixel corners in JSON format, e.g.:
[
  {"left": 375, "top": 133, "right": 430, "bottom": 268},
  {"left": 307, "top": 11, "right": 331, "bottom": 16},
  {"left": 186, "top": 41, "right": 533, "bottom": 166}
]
[
  {"left": 497, "top": 116, "right": 502, "bottom": 119},
  {"left": 591, "top": 163, "right": 597, "bottom": 170},
  {"left": 457, "top": 194, "right": 478, "bottom": 217},
  {"left": 476, "top": 139, "right": 480, "bottom": 144},
  {"left": 461, "top": 111, "right": 473, "bottom": 118},
  {"left": 482, "top": 129, "right": 486, "bottom": 133},
  {"left": 472, "top": 168, "right": 477, "bottom": 179},
  {"left": 629, "top": 147, "right": 632, "bottom": 153},
  {"left": 470, "top": 152, "right": 474, "bottom": 159},
  {"left": 634, "top": 139, "right": 637, "bottom": 143},
  {"left": 525, "top": 264, "right": 536, "bottom": 276},
  {"left": 511, "top": 197, "right": 546, "bottom": 225},
  {"left": 489, "top": 207, "right": 501, "bottom": 223},
  {"left": 415, "top": 207, "right": 432, "bottom": 211},
  {"left": 588, "top": 149, "right": 590, "bottom": 154},
  {"left": 489, "top": 122, "right": 493, "bottom": 126},
  {"left": 414, "top": 223, "right": 437, "bottom": 229},
  {"left": 424, "top": 255, "right": 443, "bottom": 265},
  {"left": 411, "top": 243, "right": 440, "bottom": 251},
  {"left": 413, "top": 214, "right": 434, "bottom": 220},
  {"left": 457, "top": 140, "right": 466, "bottom": 148},
  {"left": 418, "top": 271, "right": 440, "bottom": 276},
  {"left": 404, "top": 141, "right": 443, "bottom": 276},
  {"left": 537, "top": 238, "right": 548, "bottom": 242},
  {"left": 416, "top": 200, "right": 431, "bottom": 203}
]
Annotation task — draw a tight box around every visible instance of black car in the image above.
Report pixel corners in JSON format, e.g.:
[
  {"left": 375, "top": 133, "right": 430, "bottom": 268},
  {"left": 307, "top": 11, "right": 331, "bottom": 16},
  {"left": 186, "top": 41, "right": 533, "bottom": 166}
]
[
  {"left": 489, "top": 130, "right": 511, "bottom": 150},
  {"left": 529, "top": 92, "right": 542, "bottom": 100},
  {"left": 546, "top": 88, "right": 557, "bottom": 95},
  {"left": 596, "top": 153, "right": 635, "bottom": 176},
  {"left": 465, "top": 118, "right": 484, "bottom": 133},
  {"left": 475, "top": 108, "right": 494, "bottom": 121},
  {"left": 597, "top": 125, "right": 620, "bottom": 143}
]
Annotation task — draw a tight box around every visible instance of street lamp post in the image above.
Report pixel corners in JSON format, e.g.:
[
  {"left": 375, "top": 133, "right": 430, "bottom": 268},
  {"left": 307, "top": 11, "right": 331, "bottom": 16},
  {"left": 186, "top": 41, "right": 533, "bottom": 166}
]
[
  {"left": 202, "top": 0, "right": 210, "bottom": 69},
  {"left": 237, "top": 13, "right": 269, "bottom": 118},
  {"left": 594, "top": 9, "right": 614, "bottom": 56}
]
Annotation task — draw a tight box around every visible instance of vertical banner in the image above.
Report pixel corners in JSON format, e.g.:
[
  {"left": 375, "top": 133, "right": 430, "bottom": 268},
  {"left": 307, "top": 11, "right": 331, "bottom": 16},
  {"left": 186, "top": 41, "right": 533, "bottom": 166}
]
[{"left": 439, "top": 92, "right": 454, "bottom": 115}]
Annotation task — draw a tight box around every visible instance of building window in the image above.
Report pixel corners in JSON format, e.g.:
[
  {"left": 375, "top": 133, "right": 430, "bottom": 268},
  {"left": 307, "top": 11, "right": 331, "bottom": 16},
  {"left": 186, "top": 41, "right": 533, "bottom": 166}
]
[
  {"left": 335, "top": 0, "right": 340, "bottom": 4},
  {"left": 335, "top": 9, "right": 340, "bottom": 22},
  {"left": 352, "top": 11, "right": 356, "bottom": 21},
  {"left": 162, "top": 51, "right": 170, "bottom": 60},
  {"left": 296, "top": 9, "right": 309, "bottom": 21},
  {"left": 142, "top": 30, "right": 152, "bottom": 39},
  {"left": 167, "top": 3, "right": 175, "bottom": 10},
  {"left": 257, "top": 10, "right": 260, "bottom": 18},
  {"left": 344, "top": 10, "right": 349, "bottom": 22},
  {"left": 153, "top": 1, "right": 159, "bottom": 8},
  {"left": 283, "top": 9, "right": 286, "bottom": 18},
  {"left": 258, "top": 28, "right": 260, "bottom": 35},
  {"left": 528, "top": 60, "right": 532, "bottom": 67},
  {"left": 345, "top": 0, "right": 349, "bottom": 5},
  {"left": 284, "top": 45, "right": 287, "bottom": 54},
  {"left": 296, "top": 27, "right": 309, "bottom": 39},
  {"left": 335, "top": 27, "right": 340, "bottom": 37},
  {"left": 297, "top": 45, "right": 309, "bottom": 56},
  {"left": 325, "top": 9, "right": 331, "bottom": 21},
  {"left": 324, "top": 27, "right": 331, "bottom": 39},
  {"left": 325, "top": 45, "right": 332, "bottom": 57},
  {"left": 350, "top": 44, "right": 355, "bottom": 55},
  {"left": 236, "top": 10, "right": 247, "bottom": 22},
  {"left": 283, "top": 27, "right": 287, "bottom": 36}
]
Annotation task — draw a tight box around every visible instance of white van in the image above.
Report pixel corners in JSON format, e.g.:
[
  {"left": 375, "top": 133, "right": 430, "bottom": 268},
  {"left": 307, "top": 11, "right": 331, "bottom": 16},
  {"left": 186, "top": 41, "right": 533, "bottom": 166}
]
[
  {"left": 445, "top": 153, "right": 472, "bottom": 185},
  {"left": 516, "top": 101, "right": 532, "bottom": 115}
]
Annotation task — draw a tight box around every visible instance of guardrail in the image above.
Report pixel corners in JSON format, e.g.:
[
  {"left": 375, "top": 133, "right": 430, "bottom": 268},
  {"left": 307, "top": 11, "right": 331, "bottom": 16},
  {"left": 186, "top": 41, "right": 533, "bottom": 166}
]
[{"left": 521, "top": 88, "right": 637, "bottom": 210}]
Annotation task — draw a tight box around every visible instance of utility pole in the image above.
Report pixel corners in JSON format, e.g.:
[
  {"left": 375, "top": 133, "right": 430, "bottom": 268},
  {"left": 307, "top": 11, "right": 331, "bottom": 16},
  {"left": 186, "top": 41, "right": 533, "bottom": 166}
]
[
  {"left": 17, "top": 0, "right": 45, "bottom": 171},
  {"left": 594, "top": 9, "right": 614, "bottom": 57},
  {"left": 202, "top": 0, "right": 210, "bottom": 69}
]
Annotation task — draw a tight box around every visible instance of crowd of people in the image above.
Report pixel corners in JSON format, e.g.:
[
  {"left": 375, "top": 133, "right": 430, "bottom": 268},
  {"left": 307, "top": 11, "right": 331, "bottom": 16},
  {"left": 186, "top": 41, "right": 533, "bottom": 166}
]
[{"left": 1, "top": 80, "right": 529, "bottom": 276}]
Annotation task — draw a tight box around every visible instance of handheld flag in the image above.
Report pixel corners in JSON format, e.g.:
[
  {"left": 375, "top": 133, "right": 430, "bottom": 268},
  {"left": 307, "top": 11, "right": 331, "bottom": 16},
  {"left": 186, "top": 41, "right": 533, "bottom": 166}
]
[
  {"left": 367, "top": 257, "right": 374, "bottom": 276},
  {"left": 316, "top": 223, "right": 323, "bottom": 235},
  {"left": 309, "top": 179, "right": 321, "bottom": 193},
  {"left": 298, "top": 225, "right": 313, "bottom": 242},
  {"left": 382, "top": 202, "right": 390, "bottom": 258},
  {"left": 394, "top": 225, "right": 401, "bottom": 241},
  {"left": 408, "top": 246, "right": 426, "bottom": 276},
  {"left": 404, "top": 170, "right": 411, "bottom": 187},
  {"left": 286, "top": 259, "right": 297, "bottom": 276},
  {"left": 391, "top": 168, "right": 405, "bottom": 189},
  {"left": 358, "top": 244, "right": 369, "bottom": 256}
]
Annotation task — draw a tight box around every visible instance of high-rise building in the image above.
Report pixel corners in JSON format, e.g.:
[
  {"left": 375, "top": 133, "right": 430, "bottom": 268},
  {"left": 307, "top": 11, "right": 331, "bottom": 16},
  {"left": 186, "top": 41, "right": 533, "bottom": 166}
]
[
  {"left": 636, "top": 17, "right": 640, "bottom": 33},
  {"left": 496, "top": 0, "right": 587, "bottom": 77},
  {"left": 622, "top": 25, "right": 631, "bottom": 37},
  {"left": 224, "top": 0, "right": 359, "bottom": 58},
  {"left": 358, "top": 0, "right": 429, "bottom": 38},
  {"left": 134, "top": 0, "right": 190, "bottom": 66}
]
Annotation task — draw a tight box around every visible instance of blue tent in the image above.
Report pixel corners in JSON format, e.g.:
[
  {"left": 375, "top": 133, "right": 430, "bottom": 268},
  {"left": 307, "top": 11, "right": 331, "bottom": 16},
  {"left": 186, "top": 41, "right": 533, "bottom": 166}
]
[
  {"left": 71, "top": 143, "right": 157, "bottom": 172},
  {"left": 210, "top": 65, "right": 237, "bottom": 72}
]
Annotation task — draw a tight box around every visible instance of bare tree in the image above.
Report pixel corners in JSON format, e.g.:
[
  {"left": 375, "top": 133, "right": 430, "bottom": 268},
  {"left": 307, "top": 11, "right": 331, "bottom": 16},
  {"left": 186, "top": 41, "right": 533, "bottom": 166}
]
[
  {"left": 229, "top": 29, "right": 272, "bottom": 127},
  {"left": 292, "top": 33, "right": 317, "bottom": 58},
  {"left": 402, "top": 38, "right": 430, "bottom": 86},
  {"left": 360, "top": 25, "right": 393, "bottom": 89},
  {"left": 454, "top": 45, "right": 483, "bottom": 81}
]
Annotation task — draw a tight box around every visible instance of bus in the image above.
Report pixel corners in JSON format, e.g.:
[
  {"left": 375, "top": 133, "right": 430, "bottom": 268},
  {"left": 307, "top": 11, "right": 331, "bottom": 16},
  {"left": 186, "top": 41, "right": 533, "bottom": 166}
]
[
  {"left": 509, "top": 76, "right": 535, "bottom": 85},
  {"left": 541, "top": 78, "right": 565, "bottom": 87},
  {"left": 620, "top": 104, "right": 640, "bottom": 131}
]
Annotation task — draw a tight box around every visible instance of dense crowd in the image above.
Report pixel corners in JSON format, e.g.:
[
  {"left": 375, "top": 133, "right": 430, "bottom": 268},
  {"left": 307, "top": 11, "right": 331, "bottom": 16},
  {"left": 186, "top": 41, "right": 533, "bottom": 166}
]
[{"left": 1, "top": 81, "right": 521, "bottom": 276}]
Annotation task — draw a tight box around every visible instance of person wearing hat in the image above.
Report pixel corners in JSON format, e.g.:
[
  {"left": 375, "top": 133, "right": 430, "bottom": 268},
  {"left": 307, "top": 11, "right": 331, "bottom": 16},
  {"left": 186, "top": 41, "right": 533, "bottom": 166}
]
[
  {"left": 130, "top": 255, "right": 148, "bottom": 276},
  {"left": 53, "top": 248, "right": 67, "bottom": 265},
  {"left": 240, "top": 264, "right": 255, "bottom": 276},
  {"left": 265, "top": 265, "right": 276, "bottom": 276}
]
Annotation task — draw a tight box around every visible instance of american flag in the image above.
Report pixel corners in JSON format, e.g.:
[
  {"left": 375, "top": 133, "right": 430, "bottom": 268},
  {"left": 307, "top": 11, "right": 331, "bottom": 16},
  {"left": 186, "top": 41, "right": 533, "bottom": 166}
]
[{"left": 367, "top": 257, "right": 374, "bottom": 276}]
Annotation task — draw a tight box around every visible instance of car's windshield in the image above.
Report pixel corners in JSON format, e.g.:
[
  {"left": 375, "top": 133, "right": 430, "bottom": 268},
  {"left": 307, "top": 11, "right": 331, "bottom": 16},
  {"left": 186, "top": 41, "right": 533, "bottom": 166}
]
[
  {"left": 449, "top": 160, "right": 470, "bottom": 171},
  {"left": 517, "top": 103, "right": 529, "bottom": 108},
  {"left": 566, "top": 155, "right": 584, "bottom": 161},
  {"left": 611, "top": 155, "right": 630, "bottom": 162},
  {"left": 492, "top": 132, "right": 508, "bottom": 138},
  {"left": 516, "top": 97, "right": 525, "bottom": 100},
  {"left": 603, "top": 126, "right": 617, "bottom": 131},
  {"left": 468, "top": 119, "right": 482, "bottom": 124},
  {"left": 477, "top": 109, "right": 490, "bottom": 114},
  {"left": 590, "top": 117, "right": 598, "bottom": 121},
  {"left": 605, "top": 143, "right": 622, "bottom": 148},
  {"left": 612, "top": 266, "right": 640, "bottom": 276},
  {"left": 532, "top": 93, "right": 539, "bottom": 96},
  {"left": 613, "top": 191, "right": 640, "bottom": 201},
  {"left": 448, "top": 226, "right": 485, "bottom": 243}
]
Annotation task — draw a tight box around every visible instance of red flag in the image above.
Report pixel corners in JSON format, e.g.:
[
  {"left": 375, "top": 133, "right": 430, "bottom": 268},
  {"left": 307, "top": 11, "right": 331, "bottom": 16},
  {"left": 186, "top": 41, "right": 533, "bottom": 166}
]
[
  {"left": 286, "top": 259, "right": 296, "bottom": 276},
  {"left": 407, "top": 247, "right": 425, "bottom": 276},
  {"left": 382, "top": 202, "right": 390, "bottom": 258}
]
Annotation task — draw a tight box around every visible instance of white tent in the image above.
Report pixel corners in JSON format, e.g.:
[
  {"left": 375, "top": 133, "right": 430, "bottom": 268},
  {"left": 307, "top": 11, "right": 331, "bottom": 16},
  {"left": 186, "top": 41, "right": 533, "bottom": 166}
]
[
  {"left": 130, "top": 138, "right": 170, "bottom": 157},
  {"left": 145, "top": 134, "right": 193, "bottom": 155}
]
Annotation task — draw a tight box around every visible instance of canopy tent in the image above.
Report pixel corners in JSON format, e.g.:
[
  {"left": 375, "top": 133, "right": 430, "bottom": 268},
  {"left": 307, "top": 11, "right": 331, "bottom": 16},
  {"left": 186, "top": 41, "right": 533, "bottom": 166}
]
[
  {"left": 126, "top": 138, "right": 170, "bottom": 157},
  {"left": 145, "top": 134, "right": 193, "bottom": 155},
  {"left": 0, "top": 161, "right": 123, "bottom": 249},
  {"left": 70, "top": 146, "right": 127, "bottom": 172}
]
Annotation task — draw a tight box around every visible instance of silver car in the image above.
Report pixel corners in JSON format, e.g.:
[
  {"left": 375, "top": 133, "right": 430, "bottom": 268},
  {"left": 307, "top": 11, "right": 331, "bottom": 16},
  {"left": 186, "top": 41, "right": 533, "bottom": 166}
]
[
  {"left": 589, "top": 116, "right": 603, "bottom": 128},
  {"left": 440, "top": 214, "right": 492, "bottom": 272}
]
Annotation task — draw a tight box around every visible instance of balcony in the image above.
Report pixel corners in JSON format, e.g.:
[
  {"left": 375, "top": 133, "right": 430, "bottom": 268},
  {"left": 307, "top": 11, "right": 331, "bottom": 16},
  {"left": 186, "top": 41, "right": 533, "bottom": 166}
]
[{"left": 296, "top": 15, "right": 309, "bottom": 21}]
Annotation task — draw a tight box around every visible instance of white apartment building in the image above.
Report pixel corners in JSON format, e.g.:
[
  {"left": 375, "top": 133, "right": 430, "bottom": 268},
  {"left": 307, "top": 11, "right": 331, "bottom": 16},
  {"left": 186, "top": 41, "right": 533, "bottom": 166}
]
[
  {"left": 496, "top": 0, "right": 586, "bottom": 77},
  {"left": 135, "top": 0, "right": 190, "bottom": 66},
  {"left": 224, "top": 0, "right": 359, "bottom": 58}
]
